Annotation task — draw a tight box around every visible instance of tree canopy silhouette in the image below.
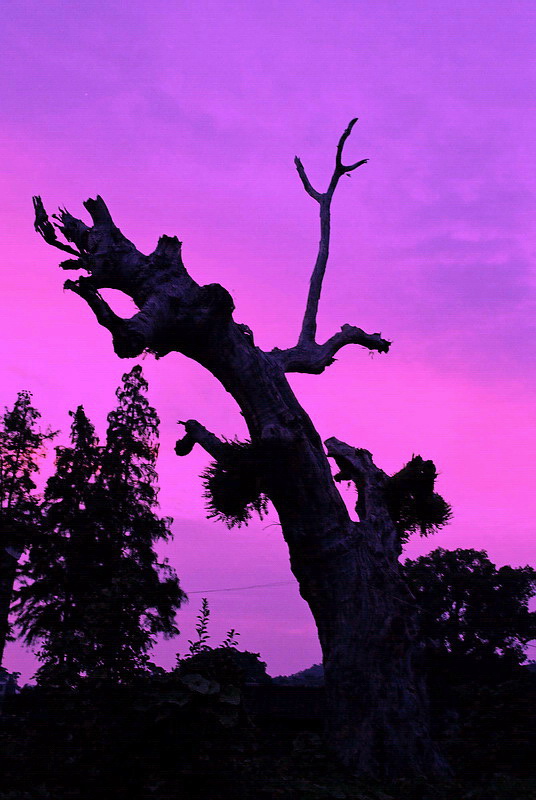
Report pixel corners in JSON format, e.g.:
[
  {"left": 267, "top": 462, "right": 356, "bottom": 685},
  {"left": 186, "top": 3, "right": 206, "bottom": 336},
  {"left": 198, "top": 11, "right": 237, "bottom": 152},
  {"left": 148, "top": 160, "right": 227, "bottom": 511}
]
[{"left": 404, "top": 547, "right": 536, "bottom": 680}]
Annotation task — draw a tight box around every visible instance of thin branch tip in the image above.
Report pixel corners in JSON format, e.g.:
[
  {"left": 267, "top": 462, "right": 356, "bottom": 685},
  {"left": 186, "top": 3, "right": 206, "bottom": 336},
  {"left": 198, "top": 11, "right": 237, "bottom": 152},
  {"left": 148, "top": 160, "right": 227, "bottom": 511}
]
[
  {"left": 294, "top": 155, "right": 322, "bottom": 201},
  {"left": 296, "top": 118, "right": 370, "bottom": 349},
  {"left": 33, "top": 196, "right": 82, "bottom": 257},
  {"left": 335, "top": 118, "right": 368, "bottom": 174}
]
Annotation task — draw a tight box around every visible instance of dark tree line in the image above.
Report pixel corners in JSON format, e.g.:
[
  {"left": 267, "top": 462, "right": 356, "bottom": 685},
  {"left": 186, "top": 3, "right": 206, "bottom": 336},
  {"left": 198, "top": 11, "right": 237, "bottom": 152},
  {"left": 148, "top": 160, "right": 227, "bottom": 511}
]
[{"left": 1, "top": 366, "right": 185, "bottom": 686}]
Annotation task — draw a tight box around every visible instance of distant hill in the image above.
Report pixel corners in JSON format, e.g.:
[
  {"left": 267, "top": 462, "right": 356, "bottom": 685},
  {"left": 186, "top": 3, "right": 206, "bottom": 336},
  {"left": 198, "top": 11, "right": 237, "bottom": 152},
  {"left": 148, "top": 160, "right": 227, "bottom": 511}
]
[
  {"left": 272, "top": 663, "right": 324, "bottom": 686},
  {"left": 273, "top": 661, "right": 536, "bottom": 685}
]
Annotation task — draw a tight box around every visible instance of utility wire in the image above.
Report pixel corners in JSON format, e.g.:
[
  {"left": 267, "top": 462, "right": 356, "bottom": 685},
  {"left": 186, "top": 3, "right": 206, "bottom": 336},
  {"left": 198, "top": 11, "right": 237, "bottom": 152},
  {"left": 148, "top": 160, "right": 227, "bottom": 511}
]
[
  {"left": 187, "top": 580, "right": 295, "bottom": 594},
  {"left": 185, "top": 582, "right": 536, "bottom": 652},
  {"left": 184, "top": 582, "right": 535, "bottom": 654}
]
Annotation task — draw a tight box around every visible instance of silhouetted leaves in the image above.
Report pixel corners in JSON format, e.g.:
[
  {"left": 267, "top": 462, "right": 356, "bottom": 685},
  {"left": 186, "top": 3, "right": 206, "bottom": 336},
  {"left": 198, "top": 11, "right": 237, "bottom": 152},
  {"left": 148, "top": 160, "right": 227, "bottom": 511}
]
[
  {"left": 386, "top": 455, "right": 452, "bottom": 543},
  {"left": 404, "top": 547, "right": 536, "bottom": 678},
  {"left": 202, "top": 440, "right": 268, "bottom": 528},
  {"left": 0, "top": 392, "right": 56, "bottom": 664}
]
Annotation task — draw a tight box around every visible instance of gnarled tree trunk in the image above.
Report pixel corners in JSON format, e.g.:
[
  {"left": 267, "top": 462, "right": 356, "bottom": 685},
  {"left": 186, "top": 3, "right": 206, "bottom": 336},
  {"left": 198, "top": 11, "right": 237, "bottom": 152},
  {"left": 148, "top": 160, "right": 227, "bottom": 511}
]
[{"left": 33, "top": 120, "right": 447, "bottom": 777}]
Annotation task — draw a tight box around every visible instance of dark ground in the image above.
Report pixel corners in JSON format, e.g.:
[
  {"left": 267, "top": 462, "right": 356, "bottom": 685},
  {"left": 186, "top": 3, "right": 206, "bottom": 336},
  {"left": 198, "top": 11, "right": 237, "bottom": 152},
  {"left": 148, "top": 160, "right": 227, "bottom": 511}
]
[{"left": 1, "top": 668, "right": 535, "bottom": 800}]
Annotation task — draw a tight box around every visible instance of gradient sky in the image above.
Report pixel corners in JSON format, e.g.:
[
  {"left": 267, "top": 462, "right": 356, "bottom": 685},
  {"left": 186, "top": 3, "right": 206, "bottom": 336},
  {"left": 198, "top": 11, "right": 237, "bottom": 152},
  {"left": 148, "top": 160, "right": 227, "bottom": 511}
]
[{"left": 2, "top": 0, "right": 535, "bottom": 681}]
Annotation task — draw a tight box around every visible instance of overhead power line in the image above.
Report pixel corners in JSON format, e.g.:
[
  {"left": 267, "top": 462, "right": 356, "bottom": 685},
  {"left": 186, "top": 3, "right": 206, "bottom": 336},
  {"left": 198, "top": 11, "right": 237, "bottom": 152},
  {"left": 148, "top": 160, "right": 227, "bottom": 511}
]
[{"left": 187, "top": 580, "right": 295, "bottom": 594}]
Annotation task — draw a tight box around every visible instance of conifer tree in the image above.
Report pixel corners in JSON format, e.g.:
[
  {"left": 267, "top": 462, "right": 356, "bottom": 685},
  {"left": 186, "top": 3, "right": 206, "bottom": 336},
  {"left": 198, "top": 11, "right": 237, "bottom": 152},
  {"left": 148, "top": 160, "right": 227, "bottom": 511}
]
[
  {"left": 0, "top": 391, "right": 54, "bottom": 667},
  {"left": 87, "top": 365, "right": 186, "bottom": 682},
  {"left": 15, "top": 406, "right": 101, "bottom": 685},
  {"left": 16, "top": 368, "right": 186, "bottom": 686}
]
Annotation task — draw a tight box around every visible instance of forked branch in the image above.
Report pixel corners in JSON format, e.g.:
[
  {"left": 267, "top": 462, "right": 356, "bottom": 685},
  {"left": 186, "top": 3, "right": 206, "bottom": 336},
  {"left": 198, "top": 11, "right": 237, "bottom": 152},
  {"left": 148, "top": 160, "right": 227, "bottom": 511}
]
[
  {"left": 296, "top": 119, "right": 368, "bottom": 346},
  {"left": 33, "top": 196, "right": 81, "bottom": 258},
  {"left": 34, "top": 124, "right": 388, "bottom": 374},
  {"left": 266, "top": 119, "right": 391, "bottom": 372},
  {"left": 274, "top": 324, "right": 390, "bottom": 374}
]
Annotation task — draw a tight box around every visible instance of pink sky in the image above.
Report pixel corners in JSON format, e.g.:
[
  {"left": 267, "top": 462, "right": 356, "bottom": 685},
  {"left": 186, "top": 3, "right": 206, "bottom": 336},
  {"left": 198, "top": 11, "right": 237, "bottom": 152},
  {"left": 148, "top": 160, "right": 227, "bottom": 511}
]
[{"left": 2, "top": 0, "right": 535, "bottom": 680}]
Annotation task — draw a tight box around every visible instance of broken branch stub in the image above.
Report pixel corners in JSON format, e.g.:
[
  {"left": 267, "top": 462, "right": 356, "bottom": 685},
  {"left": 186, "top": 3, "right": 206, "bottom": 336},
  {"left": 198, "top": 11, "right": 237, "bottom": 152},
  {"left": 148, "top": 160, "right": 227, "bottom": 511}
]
[{"left": 33, "top": 195, "right": 237, "bottom": 360}]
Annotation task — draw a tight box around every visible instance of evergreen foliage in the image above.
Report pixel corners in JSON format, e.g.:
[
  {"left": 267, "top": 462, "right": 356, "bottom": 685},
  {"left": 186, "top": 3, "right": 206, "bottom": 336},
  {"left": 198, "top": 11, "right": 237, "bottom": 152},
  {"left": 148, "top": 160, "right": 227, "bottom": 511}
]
[
  {"left": 15, "top": 367, "right": 186, "bottom": 686},
  {"left": 15, "top": 406, "right": 104, "bottom": 685},
  {"left": 0, "top": 390, "right": 55, "bottom": 550},
  {"left": 0, "top": 391, "right": 55, "bottom": 666},
  {"left": 89, "top": 365, "right": 186, "bottom": 681},
  {"left": 202, "top": 439, "right": 268, "bottom": 528},
  {"left": 386, "top": 455, "right": 452, "bottom": 543}
]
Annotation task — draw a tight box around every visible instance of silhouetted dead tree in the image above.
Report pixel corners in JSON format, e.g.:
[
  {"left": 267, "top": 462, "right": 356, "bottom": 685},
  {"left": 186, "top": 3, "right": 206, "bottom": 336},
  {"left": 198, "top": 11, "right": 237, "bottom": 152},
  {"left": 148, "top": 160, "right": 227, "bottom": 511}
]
[{"left": 33, "top": 120, "right": 449, "bottom": 778}]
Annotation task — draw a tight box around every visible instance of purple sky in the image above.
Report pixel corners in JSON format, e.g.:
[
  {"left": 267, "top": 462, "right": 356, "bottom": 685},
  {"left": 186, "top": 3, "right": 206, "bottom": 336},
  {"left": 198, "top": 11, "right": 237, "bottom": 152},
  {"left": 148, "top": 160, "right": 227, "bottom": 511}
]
[{"left": 2, "top": 0, "right": 535, "bottom": 680}]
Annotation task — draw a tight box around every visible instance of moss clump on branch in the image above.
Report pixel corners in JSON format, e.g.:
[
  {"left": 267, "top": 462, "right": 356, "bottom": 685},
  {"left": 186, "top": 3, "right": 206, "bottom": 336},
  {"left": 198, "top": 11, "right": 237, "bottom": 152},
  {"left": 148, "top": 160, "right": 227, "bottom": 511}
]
[
  {"left": 385, "top": 455, "right": 452, "bottom": 543},
  {"left": 202, "top": 440, "right": 268, "bottom": 528}
]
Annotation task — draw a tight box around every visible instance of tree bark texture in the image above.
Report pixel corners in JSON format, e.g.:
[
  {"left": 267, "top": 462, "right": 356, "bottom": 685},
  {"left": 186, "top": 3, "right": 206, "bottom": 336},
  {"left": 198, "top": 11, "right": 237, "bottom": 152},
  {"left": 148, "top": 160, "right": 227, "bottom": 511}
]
[{"left": 33, "top": 121, "right": 447, "bottom": 777}]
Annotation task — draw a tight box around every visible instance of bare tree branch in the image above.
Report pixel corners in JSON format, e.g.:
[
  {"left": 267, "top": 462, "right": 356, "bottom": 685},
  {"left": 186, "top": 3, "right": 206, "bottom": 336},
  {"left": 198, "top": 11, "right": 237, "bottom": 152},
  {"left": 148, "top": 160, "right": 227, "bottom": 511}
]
[
  {"left": 52, "top": 208, "right": 90, "bottom": 253},
  {"left": 273, "top": 324, "right": 390, "bottom": 374},
  {"left": 33, "top": 195, "right": 238, "bottom": 360},
  {"left": 63, "top": 277, "right": 148, "bottom": 358},
  {"left": 175, "top": 420, "right": 227, "bottom": 460},
  {"left": 320, "top": 324, "right": 390, "bottom": 356},
  {"left": 33, "top": 196, "right": 81, "bottom": 258},
  {"left": 83, "top": 194, "right": 116, "bottom": 227},
  {"left": 325, "top": 437, "right": 385, "bottom": 483},
  {"left": 294, "top": 157, "right": 323, "bottom": 202},
  {"left": 63, "top": 278, "right": 121, "bottom": 329},
  {"left": 333, "top": 118, "right": 369, "bottom": 183},
  {"left": 296, "top": 119, "right": 368, "bottom": 347}
]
